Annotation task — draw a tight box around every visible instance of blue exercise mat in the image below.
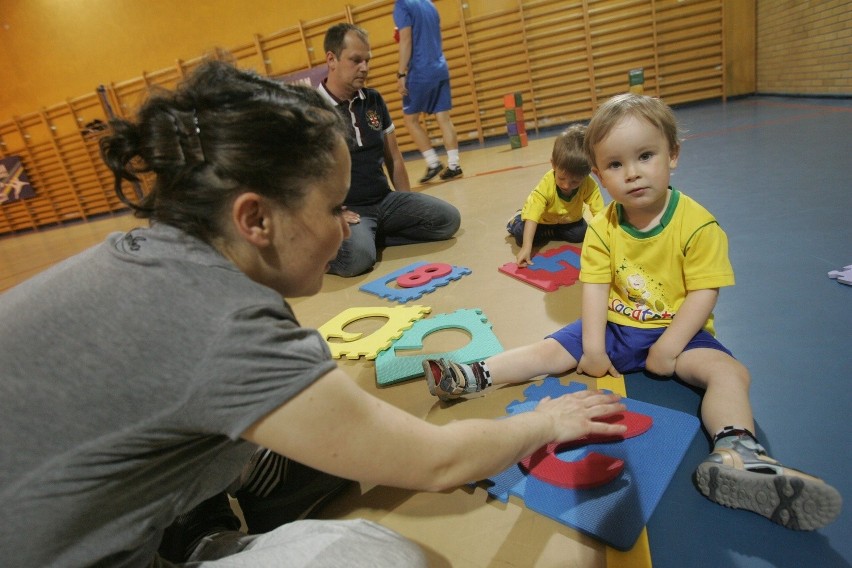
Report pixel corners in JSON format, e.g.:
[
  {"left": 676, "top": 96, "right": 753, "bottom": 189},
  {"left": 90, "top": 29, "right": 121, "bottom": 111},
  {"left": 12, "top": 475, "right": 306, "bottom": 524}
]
[{"left": 485, "top": 378, "right": 700, "bottom": 551}]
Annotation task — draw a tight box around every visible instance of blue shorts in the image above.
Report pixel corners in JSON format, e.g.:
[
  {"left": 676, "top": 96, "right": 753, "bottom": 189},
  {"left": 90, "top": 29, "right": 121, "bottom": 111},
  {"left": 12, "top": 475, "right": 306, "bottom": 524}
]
[
  {"left": 547, "top": 320, "right": 734, "bottom": 374},
  {"left": 402, "top": 78, "right": 452, "bottom": 115}
]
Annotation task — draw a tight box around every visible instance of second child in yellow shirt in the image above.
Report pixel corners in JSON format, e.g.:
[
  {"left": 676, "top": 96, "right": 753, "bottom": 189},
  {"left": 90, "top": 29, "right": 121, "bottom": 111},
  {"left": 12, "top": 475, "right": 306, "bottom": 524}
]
[{"left": 507, "top": 125, "right": 605, "bottom": 267}]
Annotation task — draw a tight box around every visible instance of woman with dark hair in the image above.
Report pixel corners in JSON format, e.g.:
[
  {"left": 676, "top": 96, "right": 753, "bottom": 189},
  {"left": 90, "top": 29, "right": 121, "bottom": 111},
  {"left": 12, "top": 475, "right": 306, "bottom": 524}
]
[{"left": 0, "top": 60, "right": 626, "bottom": 567}]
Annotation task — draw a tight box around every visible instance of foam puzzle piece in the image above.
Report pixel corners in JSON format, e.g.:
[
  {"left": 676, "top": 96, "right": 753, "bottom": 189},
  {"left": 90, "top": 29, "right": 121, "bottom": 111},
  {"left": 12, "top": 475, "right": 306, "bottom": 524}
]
[
  {"left": 318, "top": 305, "right": 431, "bottom": 360},
  {"left": 828, "top": 264, "right": 852, "bottom": 285},
  {"left": 499, "top": 244, "right": 582, "bottom": 291},
  {"left": 524, "top": 244, "right": 582, "bottom": 273},
  {"left": 485, "top": 378, "right": 700, "bottom": 551},
  {"left": 520, "top": 411, "right": 653, "bottom": 489},
  {"left": 360, "top": 261, "right": 472, "bottom": 303},
  {"left": 397, "top": 262, "right": 452, "bottom": 288},
  {"left": 374, "top": 308, "right": 504, "bottom": 386},
  {"left": 525, "top": 451, "right": 623, "bottom": 490}
]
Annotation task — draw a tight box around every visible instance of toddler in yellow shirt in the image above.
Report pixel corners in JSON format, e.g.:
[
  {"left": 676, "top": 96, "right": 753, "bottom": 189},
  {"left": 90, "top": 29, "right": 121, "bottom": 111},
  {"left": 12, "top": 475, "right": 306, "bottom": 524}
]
[
  {"left": 430, "top": 94, "right": 842, "bottom": 531},
  {"left": 506, "top": 124, "right": 605, "bottom": 267}
]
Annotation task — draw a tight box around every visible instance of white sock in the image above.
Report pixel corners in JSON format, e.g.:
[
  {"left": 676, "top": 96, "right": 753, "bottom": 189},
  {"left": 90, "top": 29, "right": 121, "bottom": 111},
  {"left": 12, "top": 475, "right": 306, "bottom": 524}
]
[
  {"left": 447, "top": 149, "right": 460, "bottom": 169},
  {"left": 422, "top": 149, "right": 440, "bottom": 168}
]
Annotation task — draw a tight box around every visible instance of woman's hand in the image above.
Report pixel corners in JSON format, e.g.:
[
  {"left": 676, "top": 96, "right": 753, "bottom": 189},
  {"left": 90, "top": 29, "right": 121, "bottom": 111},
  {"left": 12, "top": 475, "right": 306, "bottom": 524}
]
[{"left": 533, "top": 389, "right": 627, "bottom": 443}]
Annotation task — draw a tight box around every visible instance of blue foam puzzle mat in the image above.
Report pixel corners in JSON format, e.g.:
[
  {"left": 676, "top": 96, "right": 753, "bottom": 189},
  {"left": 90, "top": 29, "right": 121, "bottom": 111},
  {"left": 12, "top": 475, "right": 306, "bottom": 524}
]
[
  {"left": 525, "top": 244, "right": 582, "bottom": 273},
  {"left": 498, "top": 244, "right": 582, "bottom": 292},
  {"left": 360, "top": 261, "right": 472, "bottom": 303},
  {"left": 485, "top": 378, "right": 700, "bottom": 551}
]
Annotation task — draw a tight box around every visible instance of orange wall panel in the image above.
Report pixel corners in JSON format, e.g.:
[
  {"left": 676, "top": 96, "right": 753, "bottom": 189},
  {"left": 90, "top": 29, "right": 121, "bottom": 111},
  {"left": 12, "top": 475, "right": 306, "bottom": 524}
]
[{"left": 0, "top": 0, "right": 375, "bottom": 117}]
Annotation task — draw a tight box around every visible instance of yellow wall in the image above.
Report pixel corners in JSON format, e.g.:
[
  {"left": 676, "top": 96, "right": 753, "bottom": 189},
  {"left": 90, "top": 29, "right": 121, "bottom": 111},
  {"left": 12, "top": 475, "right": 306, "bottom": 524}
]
[
  {"left": 724, "top": 0, "right": 756, "bottom": 96},
  {"left": 757, "top": 0, "right": 852, "bottom": 95},
  {"left": 4, "top": 0, "right": 849, "bottom": 123},
  {"left": 0, "top": 0, "right": 745, "bottom": 235},
  {"left": 0, "top": 0, "right": 378, "bottom": 117}
]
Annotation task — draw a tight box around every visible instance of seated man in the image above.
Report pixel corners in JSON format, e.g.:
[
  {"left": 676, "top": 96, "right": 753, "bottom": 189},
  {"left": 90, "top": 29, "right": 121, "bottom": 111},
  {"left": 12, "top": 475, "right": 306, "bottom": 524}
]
[{"left": 319, "top": 23, "right": 461, "bottom": 277}]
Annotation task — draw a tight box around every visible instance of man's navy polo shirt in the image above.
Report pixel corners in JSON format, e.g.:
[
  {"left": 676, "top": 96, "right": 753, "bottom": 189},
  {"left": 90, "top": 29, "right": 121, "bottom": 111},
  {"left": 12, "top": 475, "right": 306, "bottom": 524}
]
[{"left": 318, "top": 81, "right": 395, "bottom": 206}]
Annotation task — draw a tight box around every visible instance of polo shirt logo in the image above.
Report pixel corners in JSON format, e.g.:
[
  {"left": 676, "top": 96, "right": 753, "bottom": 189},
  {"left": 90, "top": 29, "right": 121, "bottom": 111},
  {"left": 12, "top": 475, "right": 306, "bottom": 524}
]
[{"left": 366, "top": 109, "right": 381, "bottom": 130}]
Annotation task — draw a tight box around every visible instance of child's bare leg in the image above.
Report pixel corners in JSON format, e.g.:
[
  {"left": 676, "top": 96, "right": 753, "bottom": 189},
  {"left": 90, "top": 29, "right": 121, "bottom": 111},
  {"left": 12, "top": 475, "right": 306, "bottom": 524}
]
[
  {"left": 485, "top": 338, "right": 577, "bottom": 386},
  {"left": 674, "top": 348, "right": 753, "bottom": 436},
  {"left": 676, "top": 348, "right": 842, "bottom": 530},
  {"left": 423, "top": 338, "right": 576, "bottom": 400}
]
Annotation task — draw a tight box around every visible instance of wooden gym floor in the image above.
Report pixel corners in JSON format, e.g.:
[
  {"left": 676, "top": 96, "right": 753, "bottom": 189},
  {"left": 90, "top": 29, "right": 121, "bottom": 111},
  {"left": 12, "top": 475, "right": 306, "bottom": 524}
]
[{"left": 1, "top": 95, "right": 850, "bottom": 568}]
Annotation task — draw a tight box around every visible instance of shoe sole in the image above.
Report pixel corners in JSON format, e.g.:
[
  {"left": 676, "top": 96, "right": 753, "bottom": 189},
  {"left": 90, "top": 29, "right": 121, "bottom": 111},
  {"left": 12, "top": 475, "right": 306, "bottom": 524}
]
[
  {"left": 695, "top": 462, "right": 842, "bottom": 530},
  {"left": 439, "top": 171, "right": 463, "bottom": 180}
]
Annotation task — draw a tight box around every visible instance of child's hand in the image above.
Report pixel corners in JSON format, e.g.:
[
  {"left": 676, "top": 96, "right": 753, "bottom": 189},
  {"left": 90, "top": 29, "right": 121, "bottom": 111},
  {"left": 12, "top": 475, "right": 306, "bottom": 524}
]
[
  {"left": 577, "top": 352, "right": 621, "bottom": 378},
  {"left": 516, "top": 247, "right": 534, "bottom": 267},
  {"left": 646, "top": 343, "right": 677, "bottom": 377}
]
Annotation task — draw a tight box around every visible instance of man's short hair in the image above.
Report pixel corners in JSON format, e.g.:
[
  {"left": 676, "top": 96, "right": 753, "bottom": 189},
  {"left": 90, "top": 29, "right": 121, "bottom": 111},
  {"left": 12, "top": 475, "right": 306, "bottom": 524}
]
[{"left": 324, "top": 23, "right": 369, "bottom": 58}]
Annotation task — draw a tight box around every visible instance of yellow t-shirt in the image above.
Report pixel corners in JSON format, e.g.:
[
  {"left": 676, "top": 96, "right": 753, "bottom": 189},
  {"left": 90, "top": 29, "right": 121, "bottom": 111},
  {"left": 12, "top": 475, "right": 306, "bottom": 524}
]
[
  {"left": 580, "top": 189, "right": 734, "bottom": 335},
  {"left": 520, "top": 171, "right": 604, "bottom": 225}
]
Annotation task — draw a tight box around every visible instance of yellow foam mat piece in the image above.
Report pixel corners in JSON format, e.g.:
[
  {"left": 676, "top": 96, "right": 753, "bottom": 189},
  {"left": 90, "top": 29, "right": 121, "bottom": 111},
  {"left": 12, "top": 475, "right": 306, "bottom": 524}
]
[
  {"left": 596, "top": 374, "right": 654, "bottom": 568},
  {"left": 318, "top": 305, "right": 432, "bottom": 360}
]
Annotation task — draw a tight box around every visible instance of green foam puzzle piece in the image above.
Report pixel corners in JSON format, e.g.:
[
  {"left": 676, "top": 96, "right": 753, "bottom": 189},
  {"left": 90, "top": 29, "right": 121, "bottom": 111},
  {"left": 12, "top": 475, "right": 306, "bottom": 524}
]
[{"left": 374, "top": 308, "right": 504, "bottom": 386}]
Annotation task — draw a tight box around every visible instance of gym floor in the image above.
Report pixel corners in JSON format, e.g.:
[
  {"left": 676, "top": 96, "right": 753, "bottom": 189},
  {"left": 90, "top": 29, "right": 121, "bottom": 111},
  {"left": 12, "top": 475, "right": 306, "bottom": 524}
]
[{"left": 1, "top": 95, "right": 849, "bottom": 568}]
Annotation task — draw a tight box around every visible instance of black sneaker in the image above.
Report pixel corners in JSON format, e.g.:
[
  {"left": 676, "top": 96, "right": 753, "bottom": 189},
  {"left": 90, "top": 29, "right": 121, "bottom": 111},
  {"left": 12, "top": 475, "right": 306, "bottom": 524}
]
[
  {"left": 440, "top": 166, "right": 463, "bottom": 180},
  {"left": 419, "top": 164, "right": 443, "bottom": 183}
]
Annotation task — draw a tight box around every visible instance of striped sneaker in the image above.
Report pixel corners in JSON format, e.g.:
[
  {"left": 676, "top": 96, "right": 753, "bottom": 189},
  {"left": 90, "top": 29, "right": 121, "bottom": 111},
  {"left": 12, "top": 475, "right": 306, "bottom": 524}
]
[{"left": 423, "top": 358, "right": 491, "bottom": 401}]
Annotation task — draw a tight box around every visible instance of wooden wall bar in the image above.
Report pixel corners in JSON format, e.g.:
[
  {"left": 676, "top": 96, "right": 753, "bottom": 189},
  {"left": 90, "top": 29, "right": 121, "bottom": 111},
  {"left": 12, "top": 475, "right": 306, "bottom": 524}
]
[{"left": 0, "top": 0, "right": 725, "bottom": 236}]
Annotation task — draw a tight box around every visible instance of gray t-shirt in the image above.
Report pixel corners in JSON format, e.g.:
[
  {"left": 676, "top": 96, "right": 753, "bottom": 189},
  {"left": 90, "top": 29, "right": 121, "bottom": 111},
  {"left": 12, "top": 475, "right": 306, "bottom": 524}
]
[{"left": 0, "top": 223, "right": 336, "bottom": 567}]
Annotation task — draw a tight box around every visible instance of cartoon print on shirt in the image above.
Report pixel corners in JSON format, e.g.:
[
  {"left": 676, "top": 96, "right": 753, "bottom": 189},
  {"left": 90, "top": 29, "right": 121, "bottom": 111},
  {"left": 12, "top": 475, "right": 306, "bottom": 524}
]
[
  {"left": 612, "top": 262, "right": 672, "bottom": 323},
  {"left": 624, "top": 273, "right": 650, "bottom": 306}
]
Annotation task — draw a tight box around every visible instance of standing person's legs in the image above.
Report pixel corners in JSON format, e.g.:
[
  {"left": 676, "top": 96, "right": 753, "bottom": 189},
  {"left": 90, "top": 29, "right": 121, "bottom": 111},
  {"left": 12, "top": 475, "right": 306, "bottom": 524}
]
[
  {"left": 326, "top": 208, "right": 379, "bottom": 277},
  {"left": 431, "top": 80, "right": 463, "bottom": 179},
  {"left": 403, "top": 112, "right": 436, "bottom": 157},
  {"left": 434, "top": 110, "right": 458, "bottom": 157},
  {"left": 187, "top": 519, "right": 427, "bottom": 568},
  {"left": 403, "top": 83, "right": 443, "bottom": 183},
  {"left": 377, "top": 192, "right": 460, "bottom": 246}
]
